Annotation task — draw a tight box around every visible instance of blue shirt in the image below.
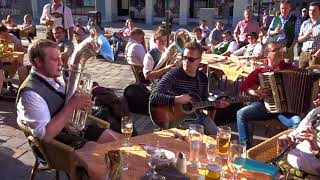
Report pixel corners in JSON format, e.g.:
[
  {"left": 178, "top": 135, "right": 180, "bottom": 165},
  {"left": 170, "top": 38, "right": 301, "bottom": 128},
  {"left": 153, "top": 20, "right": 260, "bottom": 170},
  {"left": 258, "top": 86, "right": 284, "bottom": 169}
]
[
  {"left": 209, "top": 28, "right": 224, "bottom": 43},
  {"left": 267, "top": 13, "right": 301, "bottom": 44},
  {"left": 299, "top": 18, "right": 320, "bottom": 53}
]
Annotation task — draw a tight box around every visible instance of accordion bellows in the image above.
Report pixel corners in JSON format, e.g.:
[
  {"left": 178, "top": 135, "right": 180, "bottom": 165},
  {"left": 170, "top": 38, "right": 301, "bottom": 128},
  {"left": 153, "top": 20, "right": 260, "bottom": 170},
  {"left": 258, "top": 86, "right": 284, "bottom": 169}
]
[{"left": 259, "top": 69, "right": 320, "bottom": 117}]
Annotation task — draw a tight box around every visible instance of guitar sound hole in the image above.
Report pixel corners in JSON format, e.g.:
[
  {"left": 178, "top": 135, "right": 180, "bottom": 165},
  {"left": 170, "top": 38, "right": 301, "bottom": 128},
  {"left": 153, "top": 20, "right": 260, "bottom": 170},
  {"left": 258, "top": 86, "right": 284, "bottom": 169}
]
[{"left": 182, "top": 103, "right": 193, "bottom": 112}]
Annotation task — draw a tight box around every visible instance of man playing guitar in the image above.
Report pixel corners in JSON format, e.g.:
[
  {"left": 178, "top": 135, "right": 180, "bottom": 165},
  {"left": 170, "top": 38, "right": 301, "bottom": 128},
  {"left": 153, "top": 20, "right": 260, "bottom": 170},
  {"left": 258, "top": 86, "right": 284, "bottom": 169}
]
[{"left": 149, "top": 42, "right": 232, "bottom": 135}]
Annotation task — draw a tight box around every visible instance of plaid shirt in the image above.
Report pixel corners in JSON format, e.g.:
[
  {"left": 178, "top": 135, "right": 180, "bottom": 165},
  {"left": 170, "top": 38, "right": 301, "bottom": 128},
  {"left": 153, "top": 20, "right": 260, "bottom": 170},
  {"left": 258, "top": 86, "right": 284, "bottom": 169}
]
[
  {"left": 299, "top": 18, "right": 320, "bottom": 53},
  {"left": 268, "top": 13, "right": 301, "bottom": 45}
]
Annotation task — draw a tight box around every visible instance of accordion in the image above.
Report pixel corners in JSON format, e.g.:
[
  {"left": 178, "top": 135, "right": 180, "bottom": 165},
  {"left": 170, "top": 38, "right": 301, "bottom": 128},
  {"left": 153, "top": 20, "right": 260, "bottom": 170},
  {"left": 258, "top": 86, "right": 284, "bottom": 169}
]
[{"left": 259, "top": 69, "right": 320, "bottom": 116}]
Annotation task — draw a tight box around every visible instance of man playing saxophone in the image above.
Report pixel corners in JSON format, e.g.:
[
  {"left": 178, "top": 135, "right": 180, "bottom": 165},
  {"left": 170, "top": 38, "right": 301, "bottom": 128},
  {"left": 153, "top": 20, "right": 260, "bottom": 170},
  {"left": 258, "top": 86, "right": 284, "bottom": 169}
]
[{"left": 16, "top": 39, "right": 121, "bottom": 145}]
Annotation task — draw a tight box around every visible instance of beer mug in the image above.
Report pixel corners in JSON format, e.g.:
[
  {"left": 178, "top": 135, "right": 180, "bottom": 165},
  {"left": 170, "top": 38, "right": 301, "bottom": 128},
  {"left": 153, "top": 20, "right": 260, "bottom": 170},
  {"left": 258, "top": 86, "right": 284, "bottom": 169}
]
[
  {"left": 217, "top": 126, "right": 231, "bottom": 157},
  {"left": 68, "top": 73, "right": 93, "bottom": 133}
]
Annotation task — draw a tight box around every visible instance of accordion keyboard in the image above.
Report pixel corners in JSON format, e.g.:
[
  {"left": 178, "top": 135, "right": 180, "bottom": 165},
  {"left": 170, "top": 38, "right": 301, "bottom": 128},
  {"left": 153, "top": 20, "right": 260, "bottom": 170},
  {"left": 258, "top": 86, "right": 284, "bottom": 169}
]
[{"left": 259, "top": 72, "right": 283, "bottom": 113}]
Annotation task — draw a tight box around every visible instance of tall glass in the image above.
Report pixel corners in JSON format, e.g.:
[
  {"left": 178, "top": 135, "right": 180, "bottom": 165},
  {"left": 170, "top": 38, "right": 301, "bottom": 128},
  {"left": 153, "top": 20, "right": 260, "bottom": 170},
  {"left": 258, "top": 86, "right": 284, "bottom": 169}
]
[
  {"left": 121, "top": 116, "right": 133, "bottom": 147},
  {"left": 121, "top": 116, "right": 133, "bottom": 171},
  {"left": 188, "top": 124, "right": 204, "bottom": 167},
  {"left": 205, "top": 135, "right": 218, "bottom": 164},
  {"left": 217, "top": 126, "right": 231, "bottom": 157},
  {"left": 228, "top": 140, "right": 246, "bottom": 179}
]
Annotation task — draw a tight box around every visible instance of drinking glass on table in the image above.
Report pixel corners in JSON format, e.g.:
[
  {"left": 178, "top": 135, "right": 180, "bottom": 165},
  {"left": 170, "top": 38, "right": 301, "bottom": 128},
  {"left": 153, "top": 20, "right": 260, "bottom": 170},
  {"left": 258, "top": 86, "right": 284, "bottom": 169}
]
[
  {"left": 188, "top": 124, "right": 204, "bottom": 167},
  {"left": 205, "top": 135, "right": 218, "bottom": 164},
  {"left": 228, "top": 140, "right": 246, "bottom": 179},
  {"left": 121, "top": 116, "right": 133, "bottom": 170},
  {"left": 121, "top": 116, "right": 133, "bottom": 147},
  {"left": 146, "top": 147, "right": 166, "bottom": 180},
  {"left": 217, "top": 126, "right": 231, "bottom": 158}
]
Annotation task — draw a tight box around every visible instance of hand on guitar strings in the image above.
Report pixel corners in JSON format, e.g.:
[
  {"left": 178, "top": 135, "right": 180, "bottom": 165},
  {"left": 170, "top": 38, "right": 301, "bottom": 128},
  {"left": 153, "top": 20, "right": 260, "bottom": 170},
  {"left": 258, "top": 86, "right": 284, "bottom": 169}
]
[{"left": 174, "top": 94, "right": 192, "bottom": 104}]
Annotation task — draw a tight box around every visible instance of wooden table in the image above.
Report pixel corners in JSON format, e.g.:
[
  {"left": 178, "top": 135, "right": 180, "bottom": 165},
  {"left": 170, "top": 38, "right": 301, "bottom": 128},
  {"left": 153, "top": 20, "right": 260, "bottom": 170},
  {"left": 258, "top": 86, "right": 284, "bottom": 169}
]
[
  {"left": 75, "top": 129, "right": 272, "bottom": 180},
  {"left": 201, "top": 53, "right": 262, "bottom": 81}
]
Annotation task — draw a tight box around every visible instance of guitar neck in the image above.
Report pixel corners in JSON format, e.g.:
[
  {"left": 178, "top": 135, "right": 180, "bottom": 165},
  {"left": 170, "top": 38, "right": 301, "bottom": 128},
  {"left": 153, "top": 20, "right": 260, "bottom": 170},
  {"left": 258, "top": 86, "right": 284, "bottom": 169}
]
[{"left": 192, "top": 98, "right": 239, "bottom": 109}]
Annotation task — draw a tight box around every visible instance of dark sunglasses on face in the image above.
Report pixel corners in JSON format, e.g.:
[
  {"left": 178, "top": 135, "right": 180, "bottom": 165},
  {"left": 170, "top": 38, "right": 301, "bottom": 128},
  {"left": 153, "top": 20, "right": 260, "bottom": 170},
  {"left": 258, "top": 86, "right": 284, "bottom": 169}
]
[{"left": 183, "top": 56, "right": 201, "bottom": 62}]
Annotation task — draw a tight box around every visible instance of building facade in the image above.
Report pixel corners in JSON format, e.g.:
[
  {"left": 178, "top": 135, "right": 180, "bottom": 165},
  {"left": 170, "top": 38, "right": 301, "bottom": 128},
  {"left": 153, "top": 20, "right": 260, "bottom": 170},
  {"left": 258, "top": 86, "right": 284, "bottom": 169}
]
[{"left": 0, "top": 0, "right": 314, "bottom": 27}]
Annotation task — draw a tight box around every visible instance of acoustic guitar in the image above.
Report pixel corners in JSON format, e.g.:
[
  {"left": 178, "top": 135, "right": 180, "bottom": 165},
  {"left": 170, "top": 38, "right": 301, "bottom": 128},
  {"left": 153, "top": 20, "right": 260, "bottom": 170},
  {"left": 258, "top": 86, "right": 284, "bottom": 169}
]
[{"left": 149, "top": 94, "right": 239, "bottom": 129}]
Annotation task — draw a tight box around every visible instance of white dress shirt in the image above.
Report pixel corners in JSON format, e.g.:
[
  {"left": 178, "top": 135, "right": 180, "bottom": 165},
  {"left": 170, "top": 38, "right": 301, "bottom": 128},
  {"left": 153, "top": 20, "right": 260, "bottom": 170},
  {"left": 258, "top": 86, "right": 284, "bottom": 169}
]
[
  {"left": 17, "top": 69, "right": 65, "bottom": 139},
  {"left": 143, "top": 47, "right": 165, "bottom": 76},
  {"left": 125, "top": 38, "right": 146, "bottom": 66},
  {"left": 287, "top": 107, "right": 320, "bottom": 175},
  {"left": 40, "top": 3, "right": 75, "bottom": 29}
]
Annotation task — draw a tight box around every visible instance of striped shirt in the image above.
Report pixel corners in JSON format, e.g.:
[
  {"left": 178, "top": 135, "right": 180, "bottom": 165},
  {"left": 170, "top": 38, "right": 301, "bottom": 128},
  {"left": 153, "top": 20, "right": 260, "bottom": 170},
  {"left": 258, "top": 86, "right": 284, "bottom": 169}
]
[
  {"left": 299, "top": 18, "right": 320, "bottom": 53},
  {"left": 149, "top": 66, "right": 208, "bottom": 106}
]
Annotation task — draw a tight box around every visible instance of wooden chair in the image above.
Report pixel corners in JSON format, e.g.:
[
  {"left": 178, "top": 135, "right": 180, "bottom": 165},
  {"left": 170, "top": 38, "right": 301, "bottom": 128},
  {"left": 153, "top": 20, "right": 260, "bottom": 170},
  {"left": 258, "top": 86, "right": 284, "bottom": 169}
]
[
  {"left": 17, "top": 115, "right": 110, "bottom": 180},
  {"left": 130, "top": 64, "right": 149, "bottom": 84},
  {"left": 247, "top": 129, "right": 293, "bottom": 163},
  {"left": 250, "top": 119, "right": 288, "bottom": 138}
]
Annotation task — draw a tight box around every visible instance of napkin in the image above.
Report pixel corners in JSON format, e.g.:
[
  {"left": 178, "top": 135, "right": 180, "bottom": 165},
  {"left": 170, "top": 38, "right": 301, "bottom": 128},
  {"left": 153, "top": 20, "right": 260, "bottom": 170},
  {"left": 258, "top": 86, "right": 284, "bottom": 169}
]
[{"left": 233, "top": 157, "right": 279, "bottom": 179}]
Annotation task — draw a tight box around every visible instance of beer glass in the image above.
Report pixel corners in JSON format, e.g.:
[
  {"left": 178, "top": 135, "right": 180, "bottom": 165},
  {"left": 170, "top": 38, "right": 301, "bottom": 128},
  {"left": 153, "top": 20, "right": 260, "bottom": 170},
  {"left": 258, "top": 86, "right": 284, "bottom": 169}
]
[
  {"left": 217, "top": 126, "right": 231, "bottom": 157},
  {"left": 121, "top": 116, "right": 133, "bottom": 171},
  {"left": 69, "top": 73, "right": 93, "bottom": 132},
  {"left": 188, "top": 124, "right": 204, "bottom": 167},
  {"left": 205, "top": 135, "right": 218, "bottom": 164},
  {"left": 121, "top": 116, "right": 133, "bottom": 147}
]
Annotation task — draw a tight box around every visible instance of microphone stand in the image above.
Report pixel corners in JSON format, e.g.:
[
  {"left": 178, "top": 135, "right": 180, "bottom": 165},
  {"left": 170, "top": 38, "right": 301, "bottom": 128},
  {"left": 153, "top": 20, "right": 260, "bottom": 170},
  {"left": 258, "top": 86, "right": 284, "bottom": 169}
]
[{"left": 270, "top": 114, "right": 320, "bottom": 165}]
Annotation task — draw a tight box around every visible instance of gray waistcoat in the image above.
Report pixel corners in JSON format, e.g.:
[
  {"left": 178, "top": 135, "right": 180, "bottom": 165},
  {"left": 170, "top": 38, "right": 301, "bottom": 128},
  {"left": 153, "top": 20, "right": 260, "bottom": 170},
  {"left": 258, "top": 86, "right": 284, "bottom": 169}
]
[{"left": 17, "top": 73, "right": 65, "bottom": 117}]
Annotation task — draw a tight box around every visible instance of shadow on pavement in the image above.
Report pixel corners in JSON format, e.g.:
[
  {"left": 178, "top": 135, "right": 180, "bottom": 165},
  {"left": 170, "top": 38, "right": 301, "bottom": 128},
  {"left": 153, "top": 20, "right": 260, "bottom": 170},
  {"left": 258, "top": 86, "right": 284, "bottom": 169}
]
[{"left": 0, "top": 147, "right": 32, "bottom": 180}]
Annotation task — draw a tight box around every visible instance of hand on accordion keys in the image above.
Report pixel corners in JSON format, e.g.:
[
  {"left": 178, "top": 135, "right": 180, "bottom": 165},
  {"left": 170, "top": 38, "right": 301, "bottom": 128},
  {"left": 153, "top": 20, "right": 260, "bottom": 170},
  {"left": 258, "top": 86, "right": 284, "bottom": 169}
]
[{"left": 247, "top": 88, "right": 269, "bottom": 99}]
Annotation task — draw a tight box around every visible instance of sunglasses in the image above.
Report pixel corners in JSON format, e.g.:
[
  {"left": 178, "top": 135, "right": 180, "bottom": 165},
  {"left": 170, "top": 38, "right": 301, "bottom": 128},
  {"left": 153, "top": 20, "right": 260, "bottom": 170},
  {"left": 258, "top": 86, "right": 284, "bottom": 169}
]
[{"left": 183, "top": 56, "right": 201, "bottom": 62}]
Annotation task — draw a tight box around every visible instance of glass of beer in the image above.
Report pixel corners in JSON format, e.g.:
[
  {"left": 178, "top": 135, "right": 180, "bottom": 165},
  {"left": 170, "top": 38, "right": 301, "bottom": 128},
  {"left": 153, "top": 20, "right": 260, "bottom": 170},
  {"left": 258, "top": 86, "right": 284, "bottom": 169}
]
[
  {"left": 121, "top": 116, "right": 133, "bottom": 171},
  {"left": 217, "top": 126, "right": 231, "bottom": 157},
  {"left": 188, "top": 124, "right": 204, "bottom": 167},
  {"left": 121, "top": 116, "right": 133, "bottom": 147},
  {"left": 205, "top": 164, "right": 222, "bottom": 180}
]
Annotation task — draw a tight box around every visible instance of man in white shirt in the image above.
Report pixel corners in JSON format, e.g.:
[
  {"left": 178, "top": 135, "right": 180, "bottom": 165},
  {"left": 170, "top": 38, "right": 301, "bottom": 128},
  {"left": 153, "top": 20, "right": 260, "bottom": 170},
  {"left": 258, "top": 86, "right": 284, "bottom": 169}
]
[
  {"left": 143, "top": 28, "right": 175, "bottom": 81},
  {"left": 16, "top": 39, "right": 121, "bottom": 145},
  {"left": 231, "top": 32, "right": 262, "bottom": 61},
  {"left": 40, "top": 0, "right": 75, "bottom": 41},
  {"left": 278, "top": 104, "right": 320, "bottom": 178},
  {"left": 125, "top": 28, "right": 146, "bottom": 66}
]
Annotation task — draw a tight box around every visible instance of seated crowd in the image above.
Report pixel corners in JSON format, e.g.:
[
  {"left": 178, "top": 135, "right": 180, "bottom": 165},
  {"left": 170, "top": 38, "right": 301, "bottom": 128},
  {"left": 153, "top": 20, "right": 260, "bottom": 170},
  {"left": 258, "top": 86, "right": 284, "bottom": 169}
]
[{"left": 0, "top": 0, "right": 318, "bottom": 178}]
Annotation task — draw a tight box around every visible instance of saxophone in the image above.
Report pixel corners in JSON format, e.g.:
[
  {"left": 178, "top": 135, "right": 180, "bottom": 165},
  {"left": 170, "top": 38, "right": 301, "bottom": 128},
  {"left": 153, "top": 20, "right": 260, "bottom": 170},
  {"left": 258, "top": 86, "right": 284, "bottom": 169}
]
[{"left": 65, "top": 28, "right": 101, "bottom": 133}]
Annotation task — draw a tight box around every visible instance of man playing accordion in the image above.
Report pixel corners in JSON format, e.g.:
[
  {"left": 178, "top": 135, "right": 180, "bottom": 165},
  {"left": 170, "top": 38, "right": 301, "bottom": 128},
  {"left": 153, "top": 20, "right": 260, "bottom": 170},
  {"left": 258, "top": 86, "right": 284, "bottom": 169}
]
[{"left": 236, "top": 41, "right": 300, "bottom": 148}]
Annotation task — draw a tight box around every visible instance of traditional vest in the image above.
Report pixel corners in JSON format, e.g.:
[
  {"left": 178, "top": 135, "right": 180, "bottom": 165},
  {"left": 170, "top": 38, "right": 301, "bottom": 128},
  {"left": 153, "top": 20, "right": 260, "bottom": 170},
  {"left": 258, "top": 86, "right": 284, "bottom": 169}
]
[
  {"left": 17, "top": 73, "right": 65, "bottom": 117},
  {"left": 149, "top": 48, "right": 162, "bottom": 69},
  {"left": 284, "top": 15, "right": 297, "bottom": 48},
  {"left": 213, "top": 41, "right": 232, "bottom": 55},
  {"left": 193, "top": 37, "right": 207, "bottom": 46}
]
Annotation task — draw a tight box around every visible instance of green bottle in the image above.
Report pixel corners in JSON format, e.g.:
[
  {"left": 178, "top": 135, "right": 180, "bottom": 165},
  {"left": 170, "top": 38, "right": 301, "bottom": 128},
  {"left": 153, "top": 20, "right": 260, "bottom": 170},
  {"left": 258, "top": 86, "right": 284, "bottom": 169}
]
[{"left": 272, "top": 16, "right": 282, "bottom": 41}]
